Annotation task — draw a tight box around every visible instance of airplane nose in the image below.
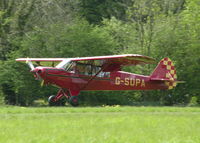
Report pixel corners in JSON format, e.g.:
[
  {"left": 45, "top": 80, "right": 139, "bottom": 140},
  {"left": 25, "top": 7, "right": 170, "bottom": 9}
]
[
  {"left": 31, "top": 67, "right": 44, "bottom": 74},
  {"left": 37, "top": 69, "right": 43, "bottom": 74},
  {"left": 31, "top": 67, "right": 45, "bottom": 80}
]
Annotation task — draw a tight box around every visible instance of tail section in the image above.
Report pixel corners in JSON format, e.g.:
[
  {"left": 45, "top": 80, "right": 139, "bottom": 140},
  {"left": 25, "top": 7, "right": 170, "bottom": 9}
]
[{"left": 150, "top": 57, "right": 177, "bottom": 89}]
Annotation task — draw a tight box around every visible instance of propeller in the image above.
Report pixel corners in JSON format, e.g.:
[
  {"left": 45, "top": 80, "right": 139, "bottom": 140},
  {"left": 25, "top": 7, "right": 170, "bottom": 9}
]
[
  {"left": 26, "top": 58, "right": 45, "bottom": 86},
  {"left": 26, "top": 58, "right": 35, "bottom": 71},
  {"left": 40, "top": 80, "right": 44, "bottom": 86},
  {"left": 36, "top": 72, "right": 45, "bottom": 87}
]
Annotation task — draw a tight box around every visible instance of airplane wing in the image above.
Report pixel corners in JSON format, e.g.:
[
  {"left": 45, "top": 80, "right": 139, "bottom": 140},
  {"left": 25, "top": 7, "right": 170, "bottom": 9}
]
[
  {"left": 16, "top": 58, "right": 69, "bottom": 67},
  {"left": 16, "top": 54, "right": 155, "bottom": 70},
  {"left": 70, "top": 54, "right": 156, "bottom": 72}
]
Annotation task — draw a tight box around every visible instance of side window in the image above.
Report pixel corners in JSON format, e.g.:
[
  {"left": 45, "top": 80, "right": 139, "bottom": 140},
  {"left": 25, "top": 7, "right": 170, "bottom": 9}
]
[
  {"left": 63, "top": 60, "right": 110, "bottom": 78},
  {"left": 97, "top": 71, "right": 110, "bottom": 78},
  {"left": 94, "top": 66, "right": 110, "bottom": 78},
  {"left": 76, "top": 64, "right": 87, "bottom": 75},
  {"left": 104, "top": 72, "right": 110, "bottom": 77}
]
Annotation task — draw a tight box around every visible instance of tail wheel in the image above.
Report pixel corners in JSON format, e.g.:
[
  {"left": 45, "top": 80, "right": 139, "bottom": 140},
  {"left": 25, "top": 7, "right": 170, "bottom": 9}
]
[
  {"left": 48, "top": 95, "right": 66, "bottom": 106},
  {"left": 69, "top": 96, "right": 79, "bottom": 107}
]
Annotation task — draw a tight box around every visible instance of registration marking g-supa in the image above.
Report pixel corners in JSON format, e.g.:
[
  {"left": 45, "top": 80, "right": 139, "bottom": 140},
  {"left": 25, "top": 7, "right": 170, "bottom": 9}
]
[{"left": 115, "top": 77, "right": 145, "bottom": 87}]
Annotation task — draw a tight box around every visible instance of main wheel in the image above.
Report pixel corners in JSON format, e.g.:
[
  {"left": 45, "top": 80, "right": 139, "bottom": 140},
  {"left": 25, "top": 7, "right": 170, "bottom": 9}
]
[
  {"left": 48, "top": 95, "right": 57, "bottom": 106},
  {"left": 69, "top": 96, "right": 79, "bottom": 107},
  {"left": 48, "top": 95, "right": 66, "bottom": 106}
]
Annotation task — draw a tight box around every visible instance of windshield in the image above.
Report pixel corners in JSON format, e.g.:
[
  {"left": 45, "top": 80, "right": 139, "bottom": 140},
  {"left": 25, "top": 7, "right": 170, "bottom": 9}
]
[{"left": 56, "top": 59, "right": 72, "bottom": 68}]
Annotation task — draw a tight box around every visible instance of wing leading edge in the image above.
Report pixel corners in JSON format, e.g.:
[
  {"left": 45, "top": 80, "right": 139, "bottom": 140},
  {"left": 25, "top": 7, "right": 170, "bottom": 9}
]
[{"left": 16, "top": 58, "right": 69, "bottom": 67}]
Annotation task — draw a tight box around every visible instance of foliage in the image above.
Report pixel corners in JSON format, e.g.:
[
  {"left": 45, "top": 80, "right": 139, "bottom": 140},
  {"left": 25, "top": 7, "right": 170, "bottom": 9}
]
[
  {"left": 18, "top": 20, "right": 116, "bottom": 58},
  {"left": 77, "top": 0, "right": 131, "bottom": 24},
  {"left": 188, "top": 96, "right": 199, "bottom": 107}
]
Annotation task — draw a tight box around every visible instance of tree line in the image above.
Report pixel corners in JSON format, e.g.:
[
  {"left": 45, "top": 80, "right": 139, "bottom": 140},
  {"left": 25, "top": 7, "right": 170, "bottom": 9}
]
[{"left": 0, "top": 0, "right": 199, "bottom": 106}]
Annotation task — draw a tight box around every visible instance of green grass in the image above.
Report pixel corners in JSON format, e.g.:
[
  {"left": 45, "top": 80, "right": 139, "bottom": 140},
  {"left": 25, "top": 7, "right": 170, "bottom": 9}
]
[{"left": 0, "top": 106, "right": 200, "bottom": 143}]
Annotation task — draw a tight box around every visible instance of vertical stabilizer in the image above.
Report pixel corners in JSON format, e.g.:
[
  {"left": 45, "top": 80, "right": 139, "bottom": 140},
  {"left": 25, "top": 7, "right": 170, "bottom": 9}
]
[{"left": 150, "top": 58, "right": 177, "bottom": 89}]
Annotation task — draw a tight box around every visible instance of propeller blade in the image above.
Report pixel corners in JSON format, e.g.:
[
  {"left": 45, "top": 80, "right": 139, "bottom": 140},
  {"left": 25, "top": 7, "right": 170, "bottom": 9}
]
[
  {"left": 26, "top": 58, "right": 34, "bottom": 71},
  {"left": 175, "top": 81, "right": 185, "bottom": 83},
  {"left": 35, "top": 72, "right": 42, "bottom": 80},
  {"left": 41, "top": 80, "right": 44, "bottom": 86}
]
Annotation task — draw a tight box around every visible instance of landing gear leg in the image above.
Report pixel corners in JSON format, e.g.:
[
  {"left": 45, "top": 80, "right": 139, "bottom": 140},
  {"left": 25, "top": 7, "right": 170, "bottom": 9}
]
[
  {"left": 48, "top": 89, "right": 68, "bottom": 106},
  {"left": 48, "top": 88, "right": 80, "bottom": 107}
]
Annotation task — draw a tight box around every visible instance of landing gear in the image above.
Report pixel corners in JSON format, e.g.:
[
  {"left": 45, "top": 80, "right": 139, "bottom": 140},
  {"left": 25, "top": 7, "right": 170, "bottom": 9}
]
[
  {"left": 48, "top": 95, "right": 66, "bottom": 106},
  {"left": 48, "top": 88, "right": 80, "bottom": 107},
  {"left": 69, "top": 96, "right": 79, "bottom": 107}
]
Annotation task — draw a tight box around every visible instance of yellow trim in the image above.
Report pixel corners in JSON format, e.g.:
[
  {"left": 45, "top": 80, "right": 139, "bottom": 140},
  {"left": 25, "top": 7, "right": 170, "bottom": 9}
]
[
  {"left": 173, "top": 82, "right": 177, "bottom": 87},
  {"left": 167, "top": 65, "right": 171, "bottom": 70},
  {"left": 163, "top": 61, "right": 168, "bottom": 65},
  {"left": 166, "top": 73, "right": 170, "bottom": 78},
  {"left": 170, "top": 70, "right": 175, "bottom": 74}
]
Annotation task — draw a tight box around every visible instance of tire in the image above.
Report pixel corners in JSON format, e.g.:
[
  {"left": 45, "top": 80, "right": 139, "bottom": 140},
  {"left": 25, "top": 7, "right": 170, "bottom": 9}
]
[
  {"left": 48, "top": 95, "right": 66, "bottom": 106},
  {"left": 69, "top": 96, "right": 79, "bottom": 107},
  {"left": 48, "top": 95, "right": 57, "bottom": 106}
]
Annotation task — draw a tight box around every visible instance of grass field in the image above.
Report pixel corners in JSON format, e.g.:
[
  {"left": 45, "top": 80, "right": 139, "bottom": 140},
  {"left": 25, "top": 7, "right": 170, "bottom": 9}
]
[{"left": 0, "top": 106, "right": 200, "bottom": 143}]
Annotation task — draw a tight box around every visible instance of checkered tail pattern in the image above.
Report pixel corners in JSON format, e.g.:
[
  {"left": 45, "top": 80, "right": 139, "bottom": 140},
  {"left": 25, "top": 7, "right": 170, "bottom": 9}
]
[{"left": 161, "top": 58, "right": 177, "bottom": 89}]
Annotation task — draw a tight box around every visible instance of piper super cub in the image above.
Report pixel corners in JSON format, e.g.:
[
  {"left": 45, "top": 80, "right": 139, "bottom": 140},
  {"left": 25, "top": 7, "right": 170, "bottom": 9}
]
[{"left": 16, "top": 54, "right": 180, "bottom": 106}]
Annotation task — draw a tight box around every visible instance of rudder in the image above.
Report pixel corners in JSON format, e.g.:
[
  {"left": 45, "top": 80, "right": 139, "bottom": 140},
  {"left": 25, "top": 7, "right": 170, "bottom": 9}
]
[{"left": 150, "top": 57, "right": 177, "bottom": 89}]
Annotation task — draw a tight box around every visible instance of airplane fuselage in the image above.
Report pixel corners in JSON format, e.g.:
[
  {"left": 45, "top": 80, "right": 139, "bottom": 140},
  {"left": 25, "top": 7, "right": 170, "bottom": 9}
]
[{"left": 35, "top": 67, "right": 168, "bottom": 92}]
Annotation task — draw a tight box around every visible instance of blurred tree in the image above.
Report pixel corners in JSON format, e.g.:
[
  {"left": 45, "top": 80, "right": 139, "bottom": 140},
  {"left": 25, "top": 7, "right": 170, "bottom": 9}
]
[
  {"left": 78, "top": 0, "right": 132, "bottom": 24},
  {"left": 20, "top": 19, "right": 116, "bottom": 57},
  {"left": 0, "top": 0, "right": 15, "bottom": 60}
]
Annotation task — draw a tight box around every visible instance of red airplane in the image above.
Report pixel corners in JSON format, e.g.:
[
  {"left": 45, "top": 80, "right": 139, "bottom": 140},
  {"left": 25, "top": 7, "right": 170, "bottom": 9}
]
[{"left": 16, "top": 54, "right": 180, "bottom": 106}]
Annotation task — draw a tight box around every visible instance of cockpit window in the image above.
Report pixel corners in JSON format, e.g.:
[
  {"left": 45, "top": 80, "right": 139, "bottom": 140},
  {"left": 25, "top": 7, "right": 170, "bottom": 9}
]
[{"left": 63, "top": 60, "right": 110, "bottom": 78}]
